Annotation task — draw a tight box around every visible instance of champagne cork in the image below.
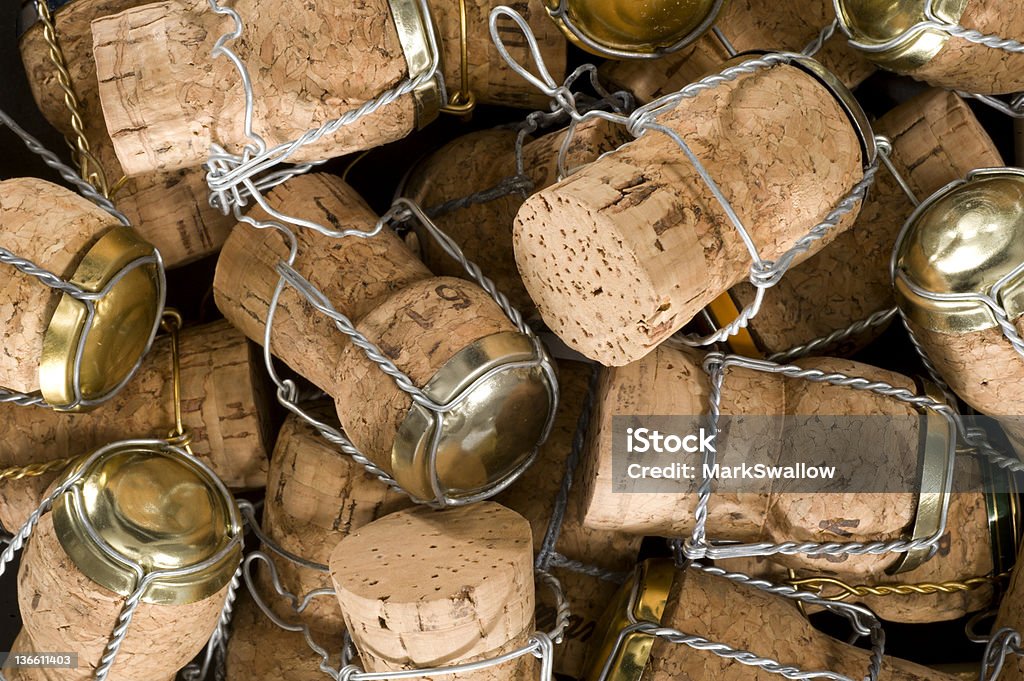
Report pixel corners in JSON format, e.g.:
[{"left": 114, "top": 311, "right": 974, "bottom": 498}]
[
  {"left": 591, "top": 560, "right": 960, "bottom": 681},
  {"left": 578, "top": 344, "right": 996, "bottom": 582},
  {"left": 0, "top": 318, "right": 271, "bottom": 535},
  {"left": 214, "top": 173, "right": 555, "bottom": 502},
  {"left": 18, "top": 0, "right": 235, "bottom": 268},
  {"left": 837, "top": 0, "right": 1024, "bottom": 95},
  {"left": 0, "top": 177, "right": 162, "bottom": 406},
  {"left": 513, "top": 58, "right": 867, "bottom": 366},
  {"left": 260, "top": 406, "right": 410, "bottom": 633},
  {"left": 330, "top": 503, "right": 536, "bottom": 681},
  {"left": 892, "top": 167, "right": 1024, "bottom": 458},
  {"left": 403, "top": 119, "right": 633, "bottom": 316},
  {"left": 10, "top": 443, "right": 241, "bottom": 681},
  {"left": 599, "top": 0, "right": 875, "bottom": 104},
  {"left": 496, "top": 361, "right": 642, "bottom": 677},
  {"left": 91, "top": 0, "right": 565, "bottom": 177},
  {"left": 727, "top": 89, "right": 1002, "bottom": 356},
  {"left": 992, "top": 540, "right": 1024, "bottom": 681}
]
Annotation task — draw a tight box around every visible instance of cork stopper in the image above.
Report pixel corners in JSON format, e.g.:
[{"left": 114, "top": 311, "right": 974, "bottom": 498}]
[
  {"left": 730, "top": 89, "right": 1002, "bottom": 355},
  {"left": 91, "top": 0, "right": 565, "bottom": 177},
  {"left": 18, "top": 0, "right": 234, "bottom": 268},
  {"left": 0, "top": 178, "right": 127, "bottom": 395},
  {"left": 495, "top": 361, "right": 642, "bottom": 677},
  {"left": 599, "top": 0, "right": 876, "bottom": 104},
  {"left": 404, "top": 119, "right": 633, "bottom": 317},
  {"left": 513, "top": 60, "right": 865, "bottom": 366},
  {"left": 16, "top": 478, "right": 231, "bottom": 680},
  {"left": 330, "top": 503, "right": 536, "bottom": 681},
  {"left": 993, "top": 540, "right": 1024, "bottom": 681}
]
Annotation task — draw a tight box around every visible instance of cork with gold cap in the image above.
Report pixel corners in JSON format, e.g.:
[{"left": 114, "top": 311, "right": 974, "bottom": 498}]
[
  {"left": 0, "top": 178, "right": 164, "bottom": 411},
  {"left": 7, "top": 439, "right": 242, "bottom": 681}
]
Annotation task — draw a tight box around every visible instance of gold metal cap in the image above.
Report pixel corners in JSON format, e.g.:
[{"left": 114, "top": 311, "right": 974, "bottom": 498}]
[
  {"left": 545, "top": 0, "right": 722, "bottom": 59},
  {"left": 981, "top": 439, "right": 1022, "bottom": 577},
  {"left": 583, "top": 558, "right": 675, "bottom": 681},
  {"left": 39, "top": 226, "right": 164, "bottom": 411},
  {"left": 52, "top": 441, "right": 242, "bottom": 605},
  {"left": 835, "top": 0, "right": 968, "bottom": 72},
  {"left": 893, "top": 168, "right": 1024, "bottom": 335},
  {"left": 392, "top": 331, "right": 556, "bottom": 502}
]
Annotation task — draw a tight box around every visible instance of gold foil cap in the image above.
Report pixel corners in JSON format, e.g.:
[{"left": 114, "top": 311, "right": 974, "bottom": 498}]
[
  {"left": 392, "top": 331, "right": 557, "bottom": 502},
  {"left": 583, "top": 558, "right": 675, "bottom": 681},
  {"left": 52, "top": 441, "right": 242, "bottom": 605},
  {"left": 39, "top": 226, "right": 164, "bottom": 411},
  {"left": 893, "top": 168, "right": 1024, "bottom": 334},
  {"left": 835, "top": 0, "right": 968, "bottom": 72},
  {"left": 545, "top": 0, "right": 722, "bottom": 59}
]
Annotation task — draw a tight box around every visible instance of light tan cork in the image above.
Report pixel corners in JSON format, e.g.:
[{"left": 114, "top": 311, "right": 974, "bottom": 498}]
[
  {"left": 599, "top": 0, "right": 875, "bottom": 104},
  {"left": 404, "top": 119, "right": 632, "bottom": 317},
  {"left": 19, "top": 0, "right": 234, "bottom": 268},
  {"left": 214, "top": 173, "right": 518, "bottom": 488},
  {"left": 91, "top": 0, "right": 564, "bottom": 177},
  {"left": 644, "top": 566, "right": 960, "bottom": 681},
  {"left": 900, "top": 0, "right": 1024, "bottom": 95},
  {"left": 577, "top": 345, "right": 970, "bottom": 582},
  {"left": 514, "top": 61, "right": 864, "bottom": 366},
  {"left": 331, "top": 503, "right": 536, "bottom": 681},
  {"left": 730, "top": 89, "right": 1002, "bottom": 356},
  {"left": 261, "top": 406, "right": 410, "bottom": 632},
  {"left": 0, "top": 319, "right": 271, "bottom": 533},
  {"left": 993, "top": 541, "right": 1024, "bottom": 681},
  {"left": 14, "top": 502, "right": 228, "bottom": 681},
  {"left": 496, "top": 361, "right": 641, "bottom": 677},
  {"left": 225, "top": 592, "right": 348, "bottom": 681},
  {"left": 0, "top": 178, "right": 122, "bottom": 395}
]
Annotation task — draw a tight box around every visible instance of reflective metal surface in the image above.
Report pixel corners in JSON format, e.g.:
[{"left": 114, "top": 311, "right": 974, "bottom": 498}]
[
  {"left": 835, "top": 0, "right": 969, "bottom": 71},
  {"left": 387, "top": 0, "right": 442, "bottom": 128}
]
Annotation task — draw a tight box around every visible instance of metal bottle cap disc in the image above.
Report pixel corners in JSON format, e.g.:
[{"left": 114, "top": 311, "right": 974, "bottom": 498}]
[{"left": 835, "top": 0, "right": 969, "bottom": 72}]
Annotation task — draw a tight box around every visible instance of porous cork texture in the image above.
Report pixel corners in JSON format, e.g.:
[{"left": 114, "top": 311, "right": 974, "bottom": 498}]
[
  {"left": 495, "top": 361, "right": 641, "bottom": 677},
  {"left": 730, "top": 89, "right": 1003, "bottom": 355},
  {"left": 14, "top": 503, "right": 228, "bottom": 681},
  {"left": 91, "top": 0, "right": 563, "bottom": 176},
  {"left": 514, "top": 62, "right": 864, "bottom": 366},
  {"left": 0, "top": 319, "right": 271, "bottom": 536},
  {"left": 261, "top": 406, "right": 410, "bottom": 632},
  {"left": 599, "top": 0, "right": 875, "bottom": 104},
  {"left": 19, "top": 0, "right": 234, "bottom": 268},
  {"left": 907, "top": 317, "right": 1024, "bottom": 458},
  {"left": 993, "top": 541, "right": 1024, "bottom": 681},
  {"left": 331, "top": 503, "right": 536, "bottom": 681},
  {"left": 645, "top": 567, "right": 960, "bottom": 681},
  {"left": 404, "top": 119, "right": 632, "bottom": 317},
  {"left": 0, "top": 178, "right": 121, "bottom": 394},
  {"left": 579, "top": 345, "right": 933, "bottom": 579},
  {"left": 905, "top": 0, "right": 1024, "bottom": 95}
]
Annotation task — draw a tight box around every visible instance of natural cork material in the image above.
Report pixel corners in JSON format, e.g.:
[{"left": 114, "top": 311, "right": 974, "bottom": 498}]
[
  {"left": 599, "top": 0, "right": 875, "bottom": 104},
  {"left": 0, "top": 319, "right": 271, "bottom": 536},
  {"left": 13, "top": 503, "right": 228, "bottom": 681},
  {"left": 644, "top": 566, "right": 960, "bottom": 681},
  {"left": 993, "top": 541, "right": 1024, "bottom": 681},
  {"left": 496, "top": 361, "right": 641, "bottom": 677},
  {"left": 19, "top": 0, "right": 234, "bottom": 268},
  {"left": 261, "top": 407, "right": 409, "bottom": 632},
  {"left": 91, "top": 0, "right": 564, "bottom": 176},
  {"left": 578, "top": 345, "right": 956, "bottom": 580},
  {"left": 907, "top": 317, "right": 1024, "bottom": 458},
  {"left": 214, "top": 173, "right": 517, "bottom": 490},
  {"left": 331, "top": 503, "right": 536, "bottom": 681},
  {"left": 514, "top": 61, "right": 864, "bottom": 366},
  {"left": 899, "top": 0, "right": 1024, "bottom": 95},
  {"left": 403, "top": 119, "right": 632, "bottom": 317},
  {"left": 730, "top": 89, "right": 1002, "bottom": 356},
  {"left": 0, "top": 178, "right": 122, "bottom": 395}
]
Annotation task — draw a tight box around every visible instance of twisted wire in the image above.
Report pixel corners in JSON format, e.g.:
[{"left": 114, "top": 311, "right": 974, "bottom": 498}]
[
  {"left": 767, "top": 307, "right": 898, "bottom": 363},
  {"left": 982, "top": 628, "right": 1024, "bottom": 681},
  {"left": 0, "top": 389, "right": 48, "bottom": 409},
  {"left": 684, "top": 359, "right": 725, "bottom": 558},
  {"left": 92, "top": 586, "right": 145, "bottom": 681},
  {"left": 802, "top": 19, "right": 839, "bottom": 57},
  {"left": 0, "top": 456, "right": 75, "bottom": 482},
  {"left": 786, "top": 573, "right": 1004, "bottom": 601},
  {"left": 545, "top": 552, "right": 629, "bottom": 583},
  {"left": 180, "top": 566, "right": 244, "bottom": 681}
]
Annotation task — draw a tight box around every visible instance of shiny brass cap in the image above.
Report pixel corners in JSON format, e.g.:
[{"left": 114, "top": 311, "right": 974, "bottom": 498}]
[
  {"left": 835, "top": 0, "right": 968, "bottom": 72},
  {"left": 583, "top": 558, "right": 675, "bottom": 681},
  {"left": 392, "top": 331, "right": 556, "bottom": 502},
  {"left": 981, "top": 442, "right": 1022, "bottom": 578},
  {"left": 893, "top": 168, "right": 1024, "bottom": 335},
  {"left": 39, "top": 226, "right": 164, "bottom": 411},
  {"left": 545, "top": 0, "right": 723, "bottom": 59},
  {"left": 52, "top": 441, "right": 242, "bottom": 605}
]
